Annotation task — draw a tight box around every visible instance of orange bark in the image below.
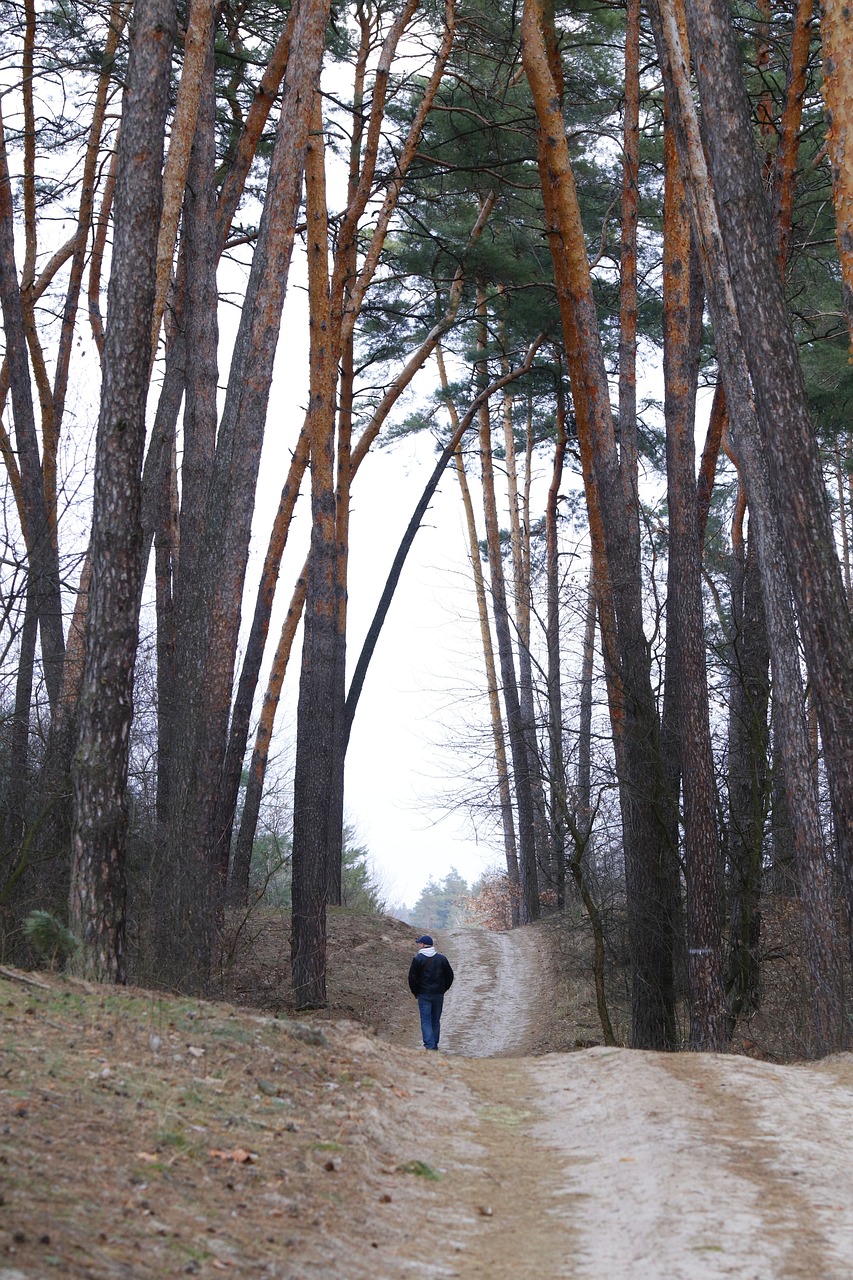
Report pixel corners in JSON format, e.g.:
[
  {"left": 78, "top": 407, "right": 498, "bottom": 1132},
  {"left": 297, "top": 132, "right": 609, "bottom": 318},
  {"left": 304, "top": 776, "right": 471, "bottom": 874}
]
[
  {"left": 819, "top": 0, "right": 853, "bottom": 345},
  {"left": 88, "top": 138, "right": 119, "bottom": 359},
  {"left": 216, "top": 7, "right": 296, "bottom": 250},
  {"left": 151, "top": 0, "right": 217, "bottom": 359},
  {"left": 774, "top": 0, "right": 814, "bottom": 266},
  {"left": 619, "top": 0, "right": 641, "bottom": 552}
]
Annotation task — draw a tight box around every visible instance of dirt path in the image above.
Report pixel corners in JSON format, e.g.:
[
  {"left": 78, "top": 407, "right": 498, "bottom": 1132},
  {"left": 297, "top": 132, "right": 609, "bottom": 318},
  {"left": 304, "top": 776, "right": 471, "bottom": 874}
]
[
  {"left": 438, "top": 926, "right": 547, "bottom": 1057},
  {"left": 390, "top": 926, "right": 853, "bottom": 1279},
  {"left": 7, "top": 927, "right": 853, "bottom": 1279}
]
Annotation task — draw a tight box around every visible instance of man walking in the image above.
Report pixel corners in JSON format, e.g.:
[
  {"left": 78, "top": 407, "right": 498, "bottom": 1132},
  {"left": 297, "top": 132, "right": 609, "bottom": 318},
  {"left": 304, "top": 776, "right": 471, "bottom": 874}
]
[{"left": 408, "top": 934, "right": 454, "bottom": 1050}]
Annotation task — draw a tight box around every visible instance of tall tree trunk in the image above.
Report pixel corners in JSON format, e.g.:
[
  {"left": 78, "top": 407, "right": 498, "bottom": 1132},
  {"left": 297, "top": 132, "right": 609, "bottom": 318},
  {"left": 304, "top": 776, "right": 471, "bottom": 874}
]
[
  {"left": 151, "top": 0, "right": 217, "bottom": 357},
  {"left": 231, "top": 568, "right": 308, "bottom": 905},
  {"left": 725, "top": 523, "right": 770, "bottom": 1029},
  {"left": 69, "top": 0, "right": 175, "bottom": 983},
  {"left": 653, "top": 0, "right": 847, "bottom": 1049},
  {"left": 163, "top": 0, "right": 330, "bottom": 989},
  {"left": 219, "top": 427, "right": 310, "bottom": 882},
  {"left": 576, "top": 565, "right": 596, "bottom": 854},
  {"left": 287, "top": 0, "right": 452, "bottom": 941},
  {"left": 154, "top": 430, "right": 178, "bottom": 828},
  {"left": 0, "top": 107, "right": 65, "bottom": 715},
  {"left": 166, "top": 30, "right": 230, "bottom": 873},
  {"left": 320, "top": 0, "right": 371, "bottom": 913},
  {"left": 662, "top": 110, "right": 726, "bottom": 1049},
  {"left": 157, "top": 18, "right": 223, "bottom": 983},
  {"left": 546, "top": 363, "right": 568, "bottom": 906},
  {"left": 523, "top": 0, "right": 676, "bottom": 1047},
  {"left": 439, "top": 347, "right": 522, "bottom": 922},
  {"left": 819, "top": 0, "right": 853, "bottom": 344},
  {"left": 619, "top": 0, "right": 641, "bottom": 558},
  {"left": 680, "top": 0, "right": 853, "bottom": 969},
  {"left": 153, "top": 85, "right": 209, "bottom": 834},
  {"left": 497, "top": 344, "right": 549, "bottom": 895},
  {"left": 52, "top": 3, "right": 128, "bottom": 432},
  {"left": 291, "top": 91, "right": 337, "bottom": 1008},
  {"left": 476, "top": 290, "right": 540, "bottom": 924}
]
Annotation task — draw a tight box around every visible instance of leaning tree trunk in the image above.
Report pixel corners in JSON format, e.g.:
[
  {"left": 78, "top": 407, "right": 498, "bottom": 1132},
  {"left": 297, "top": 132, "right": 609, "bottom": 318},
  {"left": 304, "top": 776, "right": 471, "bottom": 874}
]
[
  {"left": 819, "top": 0, "right": 853, "bottom": 345},
  {"left": 652, "top": 0, "right": 847, "bottom": 1049},
  {"left": 231, "top": 569, "right": 308, "bottom": 905},
  {"left": 69, "top": 0, "right": 175, "bottom": 983},
  {"left": 500, "top": 361, "right": 550, "bottom": 893},
  {"left": 476, "top": 290, "right": 540, "bottom": 924},
  {"left": 0, "top": 107, "right": 65, "bottom": 716},
  {"left": 218, "top": 426, "right": 310, "bottom": 880},
  {"left": 662, "top": 112, "right": 727, "bottom": 1050},
  {"left": 163, "top": 0, "right": 330, "bottom": 990},
  {"left": 725, "top": 519, "right": 770, "bottom": 1030},
  {"left": 679, "top": 0, "right": 853, "bottom": 972}
]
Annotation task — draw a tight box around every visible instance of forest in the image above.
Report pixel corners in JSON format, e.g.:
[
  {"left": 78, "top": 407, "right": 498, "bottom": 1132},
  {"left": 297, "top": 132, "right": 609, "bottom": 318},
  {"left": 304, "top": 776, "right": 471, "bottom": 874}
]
[{"left": 1, "top": 0, "right": 852, "bottom": 1059}]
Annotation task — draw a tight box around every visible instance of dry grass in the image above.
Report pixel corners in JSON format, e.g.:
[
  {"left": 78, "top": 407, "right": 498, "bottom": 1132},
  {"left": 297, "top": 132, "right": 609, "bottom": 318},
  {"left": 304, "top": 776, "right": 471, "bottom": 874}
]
[
  {"left": 2, "top": 900, "right": 848, "bottom": 1277},
  {"left": 0, "top": 910, "right": 445, "bottom": 1279},
  {"left": 221, "top": 906, "right": 418, "bottom": 1040}
]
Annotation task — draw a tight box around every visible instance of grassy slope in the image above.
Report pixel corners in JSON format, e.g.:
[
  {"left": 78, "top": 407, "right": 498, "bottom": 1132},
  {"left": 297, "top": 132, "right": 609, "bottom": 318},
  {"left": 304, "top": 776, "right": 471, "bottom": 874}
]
[{"left": 0, "top": 910, "right": 449, "bottom": 1278}]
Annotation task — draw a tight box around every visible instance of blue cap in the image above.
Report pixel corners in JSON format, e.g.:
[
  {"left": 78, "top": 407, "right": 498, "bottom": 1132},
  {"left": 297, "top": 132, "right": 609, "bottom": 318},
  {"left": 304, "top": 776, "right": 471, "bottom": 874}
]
[{"left": 415, "top": 935, "right": 433, "bottom": 946}]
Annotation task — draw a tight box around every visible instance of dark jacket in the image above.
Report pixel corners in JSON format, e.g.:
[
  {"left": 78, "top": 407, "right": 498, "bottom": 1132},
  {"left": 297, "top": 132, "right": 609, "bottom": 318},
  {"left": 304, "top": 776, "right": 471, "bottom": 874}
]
[{"left": 408, "top": 950, "right": 454, "bottom": 997}]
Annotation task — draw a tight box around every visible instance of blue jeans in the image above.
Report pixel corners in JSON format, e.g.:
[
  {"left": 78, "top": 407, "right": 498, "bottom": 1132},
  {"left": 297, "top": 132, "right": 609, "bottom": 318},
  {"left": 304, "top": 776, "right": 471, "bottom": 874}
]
[{"left": 417, "top": 992, "right": 444, "bottom": 1049}]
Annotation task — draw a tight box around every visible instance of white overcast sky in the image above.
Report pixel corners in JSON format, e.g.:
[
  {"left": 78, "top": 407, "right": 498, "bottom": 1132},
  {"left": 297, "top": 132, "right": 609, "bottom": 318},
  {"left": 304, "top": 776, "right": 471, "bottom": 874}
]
[{"left": 239, "top": 242, "right": 524, "bottom": 913}]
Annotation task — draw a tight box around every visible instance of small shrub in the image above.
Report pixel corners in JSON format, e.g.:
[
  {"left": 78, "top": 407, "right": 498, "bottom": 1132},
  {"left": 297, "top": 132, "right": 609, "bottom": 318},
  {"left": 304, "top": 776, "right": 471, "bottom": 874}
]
[{"left": 22, "top": 910, "right": 79, "bottom": 969}]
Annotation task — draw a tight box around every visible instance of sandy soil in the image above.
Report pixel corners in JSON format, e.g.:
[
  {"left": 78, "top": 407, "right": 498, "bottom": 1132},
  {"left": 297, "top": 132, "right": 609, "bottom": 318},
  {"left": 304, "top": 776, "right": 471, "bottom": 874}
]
[
  {"left": 5, "top": 919, "right": 853, "bottom": 1279},
  {"left": 389, "top": 926, "right": 853, "bottom": 1279},
  {"left": 438, "top": 926, "right": 548, "bottom": 1057}
]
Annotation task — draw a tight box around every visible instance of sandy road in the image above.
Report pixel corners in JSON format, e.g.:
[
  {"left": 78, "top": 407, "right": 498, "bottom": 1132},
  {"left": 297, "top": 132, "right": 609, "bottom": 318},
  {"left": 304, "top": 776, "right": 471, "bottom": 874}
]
[
  {"left": 397, "top": 926, "right": 853, "bottom": 1280},
  {"left": 437, "top": 926, "right": 547, "bottom": 1057}
]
